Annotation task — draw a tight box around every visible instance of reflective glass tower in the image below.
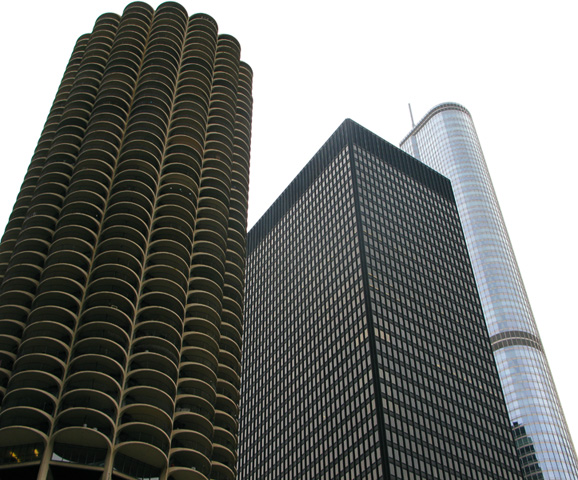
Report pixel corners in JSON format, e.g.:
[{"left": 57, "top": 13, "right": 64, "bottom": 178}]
[
  {"left": 0, "top": 2, "right": 252, "bottom": 480},
  {"left": 239, "top": 119, "right": 522, "bottom": 479},
  {"left": 400, "top": 103, "right": 578, "bottom": 479}
]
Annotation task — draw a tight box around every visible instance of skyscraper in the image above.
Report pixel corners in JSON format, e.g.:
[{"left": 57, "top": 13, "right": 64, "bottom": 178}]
[
  {"left": 239, "top": 119, "right": 522, "bottom": 479},
  {"left": 0, "top": 2, "right": 252, "bottom": 480},
  {"left": 400, "top": 102, "right": 578, "bottom": 479}
]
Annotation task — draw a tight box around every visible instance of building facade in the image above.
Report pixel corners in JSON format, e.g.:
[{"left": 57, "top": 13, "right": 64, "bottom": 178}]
[
  {"left": 239, "top": 120, "right": 522, "bottom": 479},
  {"left": 400, "top": 102, "right": 578, "bottom": 479},
  {"left": 0, "top": 2, "right": 252, "bottom": 480}
]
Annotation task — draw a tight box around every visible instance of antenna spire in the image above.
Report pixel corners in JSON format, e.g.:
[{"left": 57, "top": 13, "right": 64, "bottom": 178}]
[{"left": 408, "top": 103, "right": 415, "bottom": 128}]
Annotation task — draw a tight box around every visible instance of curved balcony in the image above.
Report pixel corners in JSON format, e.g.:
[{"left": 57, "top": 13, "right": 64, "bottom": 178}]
[
  {"left": 210, "top": 455, "right": 236, "bottom": 480},
  {"left": 139, "top": 291, "right": 184, "bottom": 320},
  {"left": 18, "top": 336, "right": 69, "bottom": 364},
  {"left": 213, "top": 427, "right": 237, "bottom": 457},
  {"left": 195, "top": 207, "right": 227, "bottom": 235},
  {"left": 0, "top": 406, "right": 52, "bottom": 435},
  {"left": 182, "top": 329, "right": 219, "bottom": 358},
  {"left": 173, "top": 412, "right": 212, "bottom": 446},
  {"left": 78, "top": 306, "right": 132, "bottom": 338},
  {"left": 113, "top": 165, "right": 158, "bottom": 195},
  {"left": 41, "top": 262, "right": 88, "bottom": 287},
  {"left": 54, "top": 406, "right": 114, "bottom": 448},
  {"left": 214, "top": 408, "right": 237, "bottom": 434},
  {"left": 218, "top": 351, "right": 241, "bottom": 377},
  {"left": 2, "top": 261, "right": 42, "bottom": 284},
  {"left": 225, "top": 233, "right": 245, "bottom": 261},
  {"left": 0, "top": 314, "right": 25, "bottom": 342},
  {"left": 164, "top": 141, "right": 203, "bottom": 168},
  {"left": 7, "top": 370, "right": 60, "bottom": 397},
  {"left": 182, "top": 346, "right": 217, "bottom": 373},
  {"left": 184, "top": 304, "right": 221, "bottom": 332},
  {"left": 179, "top": 359, "right": 217, "bottom": 389},
  {"left": 149, "top": 226, "right": 191, "bottom": 258},
  {"left": 145, "top": 251, "right": 189, "bottom": 280},
  {"left": 72, "top": 157, "right": 114, "bottom": 186},
  {"left": 49, "top": 236, "right": 93, "bottom": 260},
  {"left": 197, "top": 190, "right": 229, "bottom": 220},
  {"left": 83, "top": 290, "right": 136, "bottom": 320},
  {"left": 133, "top": 320, "right": 180, "bottom": 351},
  {"left": 0, "top": 427, "right": 47, "bottom": 461},
  {"left": 125, "top": 98, "right": 169, "bottom": 130},
  {"left": 128, "top": 351, "right": 178, "bottom": 384},
  {"left": 193, "top": 218, "right": 227, "bottom": 245},
  {"left": 216, "top": 380, "right": 239, "bottom": 411},
  {"left": 89, "top": 262, "right": 141, "bottom": 293},
  {"left": 86, "top": 276, "right": 138, "bottom": 307},
  {"left": 135, "top": 304, "right": 182, "bottom": 333},
  {"left": 110, "top": 188, "right": 154, "bottom": 216},
  {"left": 193, "top": 228, "right": 226, "bottom": 253},
  {"left": 0, "top": 275, "right": 38, "bottom": 299},
  {"left": 190, "top": 257, "right": 225, "bottom": 287},
  {"left": 193, "top": 239, "right": 227, "bottom": 267},
  {"left": 131, "top": 335, "right": 179, "bottom": 368},
  {"left": 219, "top": 336, "right": 241, "bottom": 363},
  {"left": 175, "top": 393, "right": 214, "bottom": 422},
  {"left": 0, "top": 290, "right": 34, "bottom": 314},
  {"left": 91, "top": 249, "right": 143, "bottom": 279},
  {"left": 126, "top": 368, "right": 176, "bottom": 400},
  {"left": 217, "top": 363, "right": 240, "bottom": 391},
  {"left": 167, "top": 449, "right": 210, "bottom": 480},
  {"left": 146, "top": 239, "right": 191, "bottom": 273},
  {"left": 110, "top": 178, "right": 156, "bottom": 208},
  {"left": 12, "top": 352, "right": 65, "bottom": 380},
  {"left": 105, "top": 200, "right": 152, "bottom": 229},
  {"left": 2, "top": 387, "right": 56, "bottom": 416},
  {"left": 177, "top": 377, "right": 216, "bottom": 406},
  {"left": 0, "top": 331, "right": 20, "bottom": 360},
  {"left": 155, "top": 192, "right": 196, "bottom": 222},
  {"left": 22, "top": 320, "right": 75, "bottom": 354},
  {"left": 26, "top": 202, "right": 61, "bottom": 222},
  {"left": 119, "top": 402, "right": 172, "bottom": 440},
  {"left": 35, "top": 276, "right": 84, "bottom": 302},
  {"left": 186, "top": 290, "right": 222, "bottom": 319},
  {"left": 72, "top": 336, "right": 127, "bottom": 366},
  {"left": 68, "top": 353, "right": 124, "bottom": 385},
  {"left": 95, "top": 237, "right": 145, "bottom": 266},
  {"left": 221, "top": 309, "right": 242, "bottom": 338},
  {"left": 101, "top": 211, "right": 150, "bottom": 239},
  {"left": 64, "top": 370, "right": 121, "bottom": 404},
  {"left": 141, "top": 274, "right": 186, "bottom": 305},
  {"left": 44, "top": 249, "right": 90, "bottom": 274},
  {"left": 56, "top": 401, "right": 116, "bottom": 438}
]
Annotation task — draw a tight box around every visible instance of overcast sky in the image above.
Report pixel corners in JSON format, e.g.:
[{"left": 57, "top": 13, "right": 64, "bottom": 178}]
[{"left": 1, "top": 0, "right": 576, "bottom": 450}]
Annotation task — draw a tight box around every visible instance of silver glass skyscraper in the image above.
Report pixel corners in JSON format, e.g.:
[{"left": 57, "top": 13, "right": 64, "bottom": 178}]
[{"left": 400, "top": 102, "right": 578, "bottom": 479}]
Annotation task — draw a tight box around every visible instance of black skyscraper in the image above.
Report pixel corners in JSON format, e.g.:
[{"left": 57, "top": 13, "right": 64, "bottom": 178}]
[{"left": 239, "top": 120, "right": 522, "bottom": 479}]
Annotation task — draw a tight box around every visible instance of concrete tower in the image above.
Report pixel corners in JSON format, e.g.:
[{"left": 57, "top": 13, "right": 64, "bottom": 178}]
[{"left": 0, "top": 3, "right": 252, "bottom": 480}]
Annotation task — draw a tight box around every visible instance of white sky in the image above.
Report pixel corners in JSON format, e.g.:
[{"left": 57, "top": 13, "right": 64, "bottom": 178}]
[{"left": 1, "top": 0, "right": 576, "bottom": 452}]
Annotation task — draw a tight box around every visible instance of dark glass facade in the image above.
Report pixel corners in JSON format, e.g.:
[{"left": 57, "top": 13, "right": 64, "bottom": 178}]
[{"left": 239, "top": 120, "right": 522, "bottom": 479}]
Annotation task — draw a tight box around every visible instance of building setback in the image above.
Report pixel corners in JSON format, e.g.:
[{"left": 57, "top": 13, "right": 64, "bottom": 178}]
[
  {"left": 239, "top": 119, "right": 522, "bottom": 479},
  {"left": 400, "top": 103, "right": 578, "bottom": 479},
  {"left": 0, "top": 2, "right": 252, "bottom": 480}
]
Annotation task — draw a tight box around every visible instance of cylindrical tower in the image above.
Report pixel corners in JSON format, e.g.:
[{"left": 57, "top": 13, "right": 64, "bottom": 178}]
[
  {"left": 401, "top": 103, "right": 577, "bottom": 479},
  {"left": 0, "top": 2, "right": 252, "bottom": 480}
]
